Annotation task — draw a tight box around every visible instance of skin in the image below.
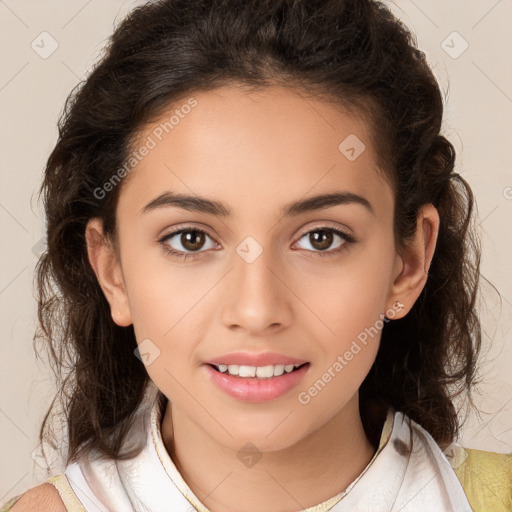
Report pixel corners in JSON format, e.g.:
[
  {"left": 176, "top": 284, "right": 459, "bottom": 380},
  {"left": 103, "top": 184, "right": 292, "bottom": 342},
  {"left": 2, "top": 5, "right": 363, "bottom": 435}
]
[{"left": 86, "top": 84, "right": 439, "bottom": 512}]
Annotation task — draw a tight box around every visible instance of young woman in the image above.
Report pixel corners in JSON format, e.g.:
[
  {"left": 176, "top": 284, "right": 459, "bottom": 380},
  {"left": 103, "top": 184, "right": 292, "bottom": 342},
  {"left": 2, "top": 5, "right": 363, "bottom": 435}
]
[{"left": 3, "top": 0, "right": 511, "bottom": 510}]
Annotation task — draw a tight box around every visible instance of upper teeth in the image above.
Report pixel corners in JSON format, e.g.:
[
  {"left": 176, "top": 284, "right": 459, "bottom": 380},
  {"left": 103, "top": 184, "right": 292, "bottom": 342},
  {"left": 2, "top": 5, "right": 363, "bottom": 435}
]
[{"left": 215, "top": 364, "right": 303, "bottom": 378}]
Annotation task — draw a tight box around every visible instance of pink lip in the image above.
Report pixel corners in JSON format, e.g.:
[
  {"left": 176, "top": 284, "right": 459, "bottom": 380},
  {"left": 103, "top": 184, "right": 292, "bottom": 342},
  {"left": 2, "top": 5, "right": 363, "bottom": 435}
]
[
  {"left": 204, "top": 363, "right": 310, "bottom": 402},
  {"left": 205, "top": 351, "right": 308, "bottom": 367}
]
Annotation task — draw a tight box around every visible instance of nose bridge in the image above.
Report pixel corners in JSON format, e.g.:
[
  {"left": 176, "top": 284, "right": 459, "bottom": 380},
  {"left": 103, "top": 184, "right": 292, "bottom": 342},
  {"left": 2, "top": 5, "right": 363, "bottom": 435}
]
[{"left": 220, "top": 234, "right": 292, "bottom": 332}]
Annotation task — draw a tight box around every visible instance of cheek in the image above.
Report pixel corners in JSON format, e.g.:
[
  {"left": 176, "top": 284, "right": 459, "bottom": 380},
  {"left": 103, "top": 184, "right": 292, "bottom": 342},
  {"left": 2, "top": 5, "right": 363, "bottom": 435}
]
[
  {"left": 300, "top": 240, "right": 395, "bottom": 341},
  {"left": 119, "top": 232, "right": 201, "bottom": 333},
  {"left": 127, "top": 271, "right": 204, "bottom": 351},
  {"left": 295, "top": 268, "right": 388, "bottom": 425},
  {"left": 120, "top": 243, "right": 216, "bottom": 384},
  {"left": 294, "top": 235, "right": 395, "bottom": 408}
]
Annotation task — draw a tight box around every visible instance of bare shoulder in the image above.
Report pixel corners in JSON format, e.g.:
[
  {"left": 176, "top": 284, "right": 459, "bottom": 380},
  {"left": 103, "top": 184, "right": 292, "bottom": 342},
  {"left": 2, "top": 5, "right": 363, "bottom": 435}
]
[{"left": 9, "top": 483, "right": 66, "bottom": 512}]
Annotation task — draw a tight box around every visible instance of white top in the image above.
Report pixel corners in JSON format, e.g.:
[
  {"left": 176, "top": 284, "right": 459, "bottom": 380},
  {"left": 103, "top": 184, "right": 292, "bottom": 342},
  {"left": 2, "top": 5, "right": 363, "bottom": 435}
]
[{"left": 52, "top": 381, "right": 472, "bottom": 511}]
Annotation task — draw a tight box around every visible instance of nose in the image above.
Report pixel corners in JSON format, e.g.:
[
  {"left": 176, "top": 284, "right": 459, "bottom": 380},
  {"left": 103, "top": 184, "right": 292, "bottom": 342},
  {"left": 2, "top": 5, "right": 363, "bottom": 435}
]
[{"left": 220, "top": 244, "right": 293, "bottom": 335}]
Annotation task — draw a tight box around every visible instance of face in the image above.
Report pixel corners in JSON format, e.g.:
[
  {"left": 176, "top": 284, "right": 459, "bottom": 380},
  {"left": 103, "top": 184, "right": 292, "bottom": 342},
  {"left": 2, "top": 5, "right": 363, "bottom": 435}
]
[{"left": 97, "top": 85, "right": 407, "bottom": 452}]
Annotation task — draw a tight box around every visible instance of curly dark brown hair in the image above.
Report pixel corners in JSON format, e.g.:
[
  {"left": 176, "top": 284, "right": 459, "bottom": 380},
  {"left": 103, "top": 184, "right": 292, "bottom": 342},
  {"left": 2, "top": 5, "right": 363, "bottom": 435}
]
[{"left": 35, "top": 0, "right": 482, "bottom": 465}]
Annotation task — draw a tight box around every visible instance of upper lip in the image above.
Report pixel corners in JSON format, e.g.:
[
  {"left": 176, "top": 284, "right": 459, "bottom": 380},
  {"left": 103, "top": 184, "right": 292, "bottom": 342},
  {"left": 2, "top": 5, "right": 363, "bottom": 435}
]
[{"left": 205, "top": 351, "right": 309, "bottom": 367}]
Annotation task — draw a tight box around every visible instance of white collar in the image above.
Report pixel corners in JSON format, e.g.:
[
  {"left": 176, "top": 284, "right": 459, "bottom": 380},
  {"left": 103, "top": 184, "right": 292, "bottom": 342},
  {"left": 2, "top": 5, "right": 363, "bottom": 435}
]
[{"left": 65, "top": 381, "right": 472, "bottom": 511}]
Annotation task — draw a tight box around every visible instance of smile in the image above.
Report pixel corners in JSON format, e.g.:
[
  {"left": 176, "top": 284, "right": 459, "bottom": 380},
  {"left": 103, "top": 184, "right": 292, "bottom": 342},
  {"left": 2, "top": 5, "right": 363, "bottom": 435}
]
[
  {"left": 211, "top": 363, "right": 307, "bottom": 378},
  {"left": 204, "top": 362, "right": 310, "bottom": 402}
]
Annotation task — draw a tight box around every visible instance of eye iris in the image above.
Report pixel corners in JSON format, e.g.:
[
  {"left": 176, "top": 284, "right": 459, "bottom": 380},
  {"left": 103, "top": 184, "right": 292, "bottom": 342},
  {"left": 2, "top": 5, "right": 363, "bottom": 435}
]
[
  {"left": 181, "top": 231, "right": 205, "bottom": 251},
  {"left": 310, "top": 230, "right": 333, "bottom": 250}
]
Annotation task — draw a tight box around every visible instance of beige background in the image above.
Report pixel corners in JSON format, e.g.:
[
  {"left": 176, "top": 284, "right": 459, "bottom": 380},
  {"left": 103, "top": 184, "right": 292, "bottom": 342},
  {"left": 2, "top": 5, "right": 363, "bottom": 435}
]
[{"left": 1, "top": 0, "right": 511, "bottom": 501}]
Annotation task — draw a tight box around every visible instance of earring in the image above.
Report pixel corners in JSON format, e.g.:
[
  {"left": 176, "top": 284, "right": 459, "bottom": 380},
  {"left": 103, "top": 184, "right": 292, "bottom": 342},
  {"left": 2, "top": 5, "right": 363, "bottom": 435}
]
[{"left": 385, "top": 301, "right": 404, "bottom": 321}]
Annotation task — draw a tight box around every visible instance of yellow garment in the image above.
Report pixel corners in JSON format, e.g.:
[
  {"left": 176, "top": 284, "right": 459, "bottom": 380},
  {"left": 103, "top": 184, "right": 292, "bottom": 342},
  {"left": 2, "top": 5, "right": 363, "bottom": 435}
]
[{"left": 453, "top": 448, "right": 512, "bottom": 512}]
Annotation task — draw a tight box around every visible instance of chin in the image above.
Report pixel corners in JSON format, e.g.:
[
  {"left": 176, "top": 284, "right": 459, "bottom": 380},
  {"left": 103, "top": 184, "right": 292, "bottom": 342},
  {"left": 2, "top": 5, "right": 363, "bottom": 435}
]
[{"left": 207, "top": 416, "right": 308, "bottom": 453}]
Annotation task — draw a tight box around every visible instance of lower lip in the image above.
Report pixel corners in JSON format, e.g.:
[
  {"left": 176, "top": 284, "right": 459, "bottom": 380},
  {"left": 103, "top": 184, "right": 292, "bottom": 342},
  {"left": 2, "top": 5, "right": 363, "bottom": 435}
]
[{"left": 204, "top": 364, "right": 310, "bottom": 402}]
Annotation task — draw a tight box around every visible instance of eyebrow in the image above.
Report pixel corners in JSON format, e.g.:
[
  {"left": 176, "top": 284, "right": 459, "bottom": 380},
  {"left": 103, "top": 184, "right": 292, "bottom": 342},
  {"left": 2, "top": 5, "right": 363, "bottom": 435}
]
[{"left": 141, "top": 190, "right": 374, "bottom": 217}]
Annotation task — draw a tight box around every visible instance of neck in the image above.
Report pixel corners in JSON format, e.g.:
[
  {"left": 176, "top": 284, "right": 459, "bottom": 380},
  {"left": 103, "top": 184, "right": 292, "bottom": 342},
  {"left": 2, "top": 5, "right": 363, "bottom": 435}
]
[{"left": 161, "top": 395, "right": 378, "bottom": 512}]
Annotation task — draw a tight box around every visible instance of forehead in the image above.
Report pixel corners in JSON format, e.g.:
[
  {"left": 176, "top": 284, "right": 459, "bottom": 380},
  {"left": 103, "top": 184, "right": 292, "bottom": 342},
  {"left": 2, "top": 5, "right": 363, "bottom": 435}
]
[{"left": 120, "top": 84, "right": 393, "bottom": 220}]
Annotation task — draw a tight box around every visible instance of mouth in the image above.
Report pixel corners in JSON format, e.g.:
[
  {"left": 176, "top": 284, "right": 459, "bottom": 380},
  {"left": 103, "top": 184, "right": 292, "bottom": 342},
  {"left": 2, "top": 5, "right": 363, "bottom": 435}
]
[
  {"left": 203, "top": 362, "right": 311, "bottom": 402},
  {"left": 207, "top": 362, "right": 309, "bottom": 379}
]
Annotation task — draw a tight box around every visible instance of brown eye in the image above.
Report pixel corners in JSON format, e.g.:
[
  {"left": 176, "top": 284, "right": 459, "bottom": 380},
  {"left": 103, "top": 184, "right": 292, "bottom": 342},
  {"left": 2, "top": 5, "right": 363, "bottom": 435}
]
[
  {"left": 159, "top": 228, "right": 218, "bottom": 259},
  {"left": 294, "top": 226, "right": 354, "bottom": 256},
  {"left": 180, "top": 230, "right": 206, "bottom": 251},
  {"left": 308, "top": 230, "right": 334, "bottom": 251}
]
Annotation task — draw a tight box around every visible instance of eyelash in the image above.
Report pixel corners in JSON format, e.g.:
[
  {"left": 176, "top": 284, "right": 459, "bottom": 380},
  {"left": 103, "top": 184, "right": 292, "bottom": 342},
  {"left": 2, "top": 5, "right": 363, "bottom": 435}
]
[{"left": 158, "top": 224, "right": 356, "bottom": 261}]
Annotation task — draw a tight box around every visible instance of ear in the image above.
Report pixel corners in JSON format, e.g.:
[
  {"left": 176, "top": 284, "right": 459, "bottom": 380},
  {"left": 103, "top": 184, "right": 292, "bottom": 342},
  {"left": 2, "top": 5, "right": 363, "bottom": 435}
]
[
  {"left": 85, "top": 218, "right": 133, "bottom": 327},
  {"left": 386, "top": 204, "right": 440, "bottom": 319}
]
